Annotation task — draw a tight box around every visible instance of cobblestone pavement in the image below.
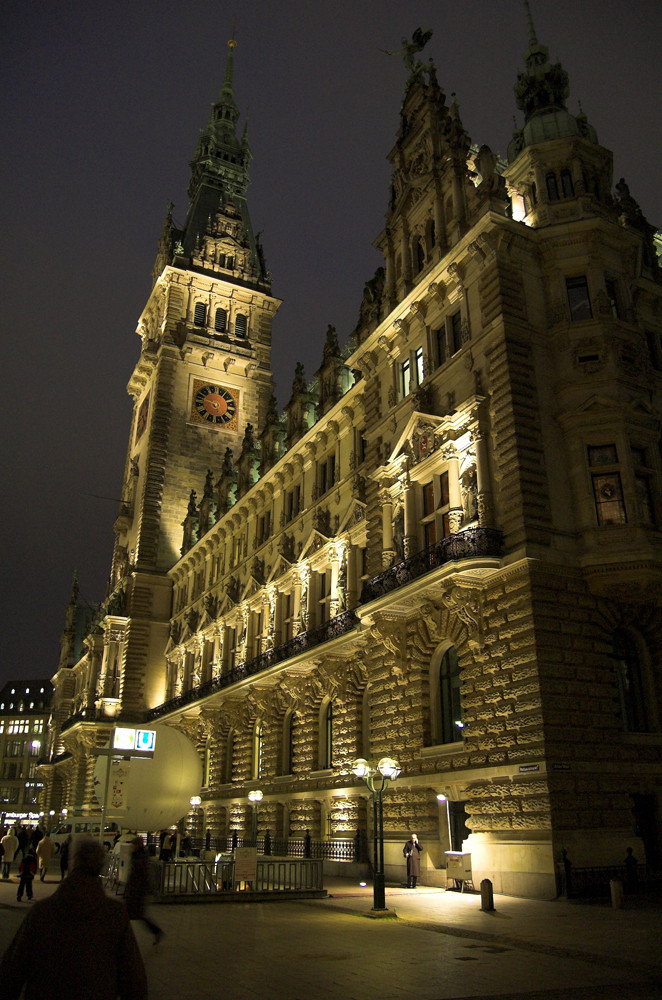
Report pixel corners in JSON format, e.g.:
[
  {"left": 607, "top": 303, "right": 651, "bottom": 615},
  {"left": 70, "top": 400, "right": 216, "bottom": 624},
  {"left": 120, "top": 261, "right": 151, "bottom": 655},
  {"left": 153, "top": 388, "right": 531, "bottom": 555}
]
[{"left": 0, "top": 874, "right": 659, "bottom": 999}]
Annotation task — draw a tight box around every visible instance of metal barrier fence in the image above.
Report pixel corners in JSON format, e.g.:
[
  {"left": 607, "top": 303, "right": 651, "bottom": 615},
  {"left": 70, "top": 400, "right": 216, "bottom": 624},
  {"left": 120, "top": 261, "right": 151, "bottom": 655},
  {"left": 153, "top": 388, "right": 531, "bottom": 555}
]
[{"left": 155, "top": 857, "right": 324, "bottom": 897}]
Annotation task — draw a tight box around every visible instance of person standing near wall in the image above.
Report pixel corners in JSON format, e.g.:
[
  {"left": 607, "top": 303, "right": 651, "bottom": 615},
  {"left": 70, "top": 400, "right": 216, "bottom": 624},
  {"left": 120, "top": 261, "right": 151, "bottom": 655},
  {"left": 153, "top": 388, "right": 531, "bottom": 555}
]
[{"left": 403, "top": 832, "right": 422, "bottom": 888}]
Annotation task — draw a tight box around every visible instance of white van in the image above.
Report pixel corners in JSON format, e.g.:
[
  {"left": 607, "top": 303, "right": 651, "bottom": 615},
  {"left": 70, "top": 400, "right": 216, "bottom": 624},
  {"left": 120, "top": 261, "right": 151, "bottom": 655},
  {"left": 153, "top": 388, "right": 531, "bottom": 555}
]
[{"left": 50, "top": 817, "right": 120, "bottom": 852}]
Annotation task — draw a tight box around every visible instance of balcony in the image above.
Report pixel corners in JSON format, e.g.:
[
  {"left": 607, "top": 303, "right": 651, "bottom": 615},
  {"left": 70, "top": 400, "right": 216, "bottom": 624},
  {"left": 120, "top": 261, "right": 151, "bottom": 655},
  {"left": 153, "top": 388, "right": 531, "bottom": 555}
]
[
  {"left": 360, "top": 527, "right": 504, "bottom": 604},
  {"left": 148, "top": 609, "right": 360, "bottom": 720}
]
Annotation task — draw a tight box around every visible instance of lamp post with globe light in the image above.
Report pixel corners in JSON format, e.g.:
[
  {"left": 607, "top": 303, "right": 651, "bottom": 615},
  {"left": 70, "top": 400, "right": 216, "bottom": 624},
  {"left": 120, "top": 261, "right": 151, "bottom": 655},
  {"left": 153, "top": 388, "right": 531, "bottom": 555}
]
[
  {"left": 352, "top": 757, "right": 401, "bottom": 911},
  {"left": 248, "top": 789, "right": 263, "bottom": 846}
]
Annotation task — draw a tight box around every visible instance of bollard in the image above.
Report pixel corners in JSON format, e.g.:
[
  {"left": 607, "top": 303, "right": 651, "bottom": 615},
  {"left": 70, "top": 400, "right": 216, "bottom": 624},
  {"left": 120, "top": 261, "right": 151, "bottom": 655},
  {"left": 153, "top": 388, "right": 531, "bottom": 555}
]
[
  {"left": 480, "top": 878, "right": 495, "bottom": 911},
  {"left": 610, "top": 878, "right": 624, "bottom": 909}
]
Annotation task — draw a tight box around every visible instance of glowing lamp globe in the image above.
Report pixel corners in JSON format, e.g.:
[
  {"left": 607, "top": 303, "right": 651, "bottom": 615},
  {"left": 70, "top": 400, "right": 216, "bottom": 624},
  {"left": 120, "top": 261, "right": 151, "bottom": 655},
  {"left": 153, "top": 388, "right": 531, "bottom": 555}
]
[{"left": 94, "top": 724, "right": 202, "bottom": 830}]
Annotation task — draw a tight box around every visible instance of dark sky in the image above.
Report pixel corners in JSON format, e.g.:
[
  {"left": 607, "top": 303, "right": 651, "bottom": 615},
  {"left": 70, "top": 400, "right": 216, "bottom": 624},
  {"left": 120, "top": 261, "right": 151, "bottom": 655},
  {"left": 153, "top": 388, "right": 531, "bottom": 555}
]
[{"left": 2, "top": 0, "right": 660, "bottom": 685}]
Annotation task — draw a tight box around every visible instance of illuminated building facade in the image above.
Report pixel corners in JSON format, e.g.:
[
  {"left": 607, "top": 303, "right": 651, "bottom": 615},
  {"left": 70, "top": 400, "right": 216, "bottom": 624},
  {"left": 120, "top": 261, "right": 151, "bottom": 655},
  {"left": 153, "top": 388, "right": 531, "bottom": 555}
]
[
  {"left": 41, "top": 17, "right": 662, "bottom": 897},
  {"left": 0, "top": 680, "right": 53, "bottom": 824}
]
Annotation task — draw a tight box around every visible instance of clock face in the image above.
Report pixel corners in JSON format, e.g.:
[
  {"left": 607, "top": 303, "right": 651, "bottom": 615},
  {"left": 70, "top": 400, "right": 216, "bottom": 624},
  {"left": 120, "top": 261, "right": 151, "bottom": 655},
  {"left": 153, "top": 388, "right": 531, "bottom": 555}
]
[{"left": 190, "top": 381, "right": 239, "bottom": 429}]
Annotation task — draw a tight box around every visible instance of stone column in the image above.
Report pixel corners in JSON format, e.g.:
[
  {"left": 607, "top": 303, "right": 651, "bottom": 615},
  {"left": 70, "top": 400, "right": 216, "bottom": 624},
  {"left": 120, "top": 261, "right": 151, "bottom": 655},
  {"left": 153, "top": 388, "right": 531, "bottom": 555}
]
[
  {"left": 403, "top": 479, "right": 417, "bottom": 558},
  {"left": 445, "top": 447, "right": 463, "bottom": 533},
  {"left": 292, "top": 575, "right": 303, "bottom": 637},
  {"left": 474, "top": 430, "right": 494, "bottom": 527},
  {"left": 380, "top": 491, "right": 396, "bottom": 568}
]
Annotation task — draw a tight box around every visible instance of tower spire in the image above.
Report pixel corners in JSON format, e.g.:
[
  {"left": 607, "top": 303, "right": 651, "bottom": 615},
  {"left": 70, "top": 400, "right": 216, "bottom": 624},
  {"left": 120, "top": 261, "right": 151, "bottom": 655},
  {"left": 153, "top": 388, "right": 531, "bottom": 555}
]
[{"left": 524, "top": 0, "right": 538, "bottom": 48}]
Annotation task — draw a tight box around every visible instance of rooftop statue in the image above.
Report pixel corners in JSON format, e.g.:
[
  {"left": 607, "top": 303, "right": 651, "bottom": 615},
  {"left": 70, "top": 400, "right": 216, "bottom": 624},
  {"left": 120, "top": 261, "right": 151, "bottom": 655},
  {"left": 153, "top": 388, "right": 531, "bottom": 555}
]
[{"left": 384, "top": 27, "right": 434, "bottom": 87}]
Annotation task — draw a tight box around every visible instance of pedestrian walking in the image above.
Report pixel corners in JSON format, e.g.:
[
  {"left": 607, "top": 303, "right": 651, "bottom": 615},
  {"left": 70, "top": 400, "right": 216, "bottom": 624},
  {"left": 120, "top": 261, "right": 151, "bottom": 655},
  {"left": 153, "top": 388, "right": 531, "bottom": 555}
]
[
  {"left": 124, "top": 836, "right": 164, "bottom": 944},
  {"left": 16, "top": 848, "right": 37, "bottom": 901},
  {"left": 59, "top": 835, "right": 71, "bottom": 880},
  {"left": 403, "top": 832, "right": 422, "bottom": 888},
  {"left": 29, "top": 825, "right": 43, "bottom": 851},
  {"left": 0, "top": 836, "right": 147, "bottom": 1000},
  {"left": 1, "top": 829, "right": 18, "bottom": 879},
  {"left": 16, "top": 827, "right": 28, "bottom": 860},
  {"left": 36, "top": 833, "right": 55, "bottom": 881}
]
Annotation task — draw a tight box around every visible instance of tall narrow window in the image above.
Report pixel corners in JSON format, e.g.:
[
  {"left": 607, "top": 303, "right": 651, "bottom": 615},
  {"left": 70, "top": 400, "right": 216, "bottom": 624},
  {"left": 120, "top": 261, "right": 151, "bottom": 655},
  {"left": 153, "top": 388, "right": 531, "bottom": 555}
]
[
  {"left": 546, "top": 172, "right": 560, "bottom": 201},
  {"left": 560, "top": 170, "right": 574, "bottom": 198},
  {"left": 323, "top": 702, "right": 333, "bottom": 768},
  {"left": 632, "top": 446, "right": 655, "bottom": 526},
  {"left": 214, "top": 307, "right": 227, "bottom": 332},
  {"left": 449, "top": 311, "right": 462, "bottom": 354},
  {"left": 605, "top": 278, "right": 621, "bottom": 319},
  {"left": 282, "top": 711, "right": 295, "bottom": 774},
  {"left": 588, "top": 444, "right": 626, "bottom": 525},
  {"left": 439, "top": 646, "right": 463, "bottom": 744},
  {"left": 415, "top": 239, "right": 425, "bottom": 273},
  {"left": 235, "top": 313, "right": 247, "bottom": 337},
  {"left": 400, "top": 357, "right": 411, "bottom": 398},
  {"left": 194, "top": 302, "right": 206, "bottom": 327},
  {"left": 613, "top": 629, "right": 651, "bottom": 732},
  {"left": 253, "top": 723, "right": 263, "bottom": 779},
  {"left": 414, "top": 346, "right": 424, "bottom": 386},
  {"left": 435, "top": 327, "right": 447, "bottom": 368},
  {"left": 566, "top": 276, "right": 593, "bottom": 321}
]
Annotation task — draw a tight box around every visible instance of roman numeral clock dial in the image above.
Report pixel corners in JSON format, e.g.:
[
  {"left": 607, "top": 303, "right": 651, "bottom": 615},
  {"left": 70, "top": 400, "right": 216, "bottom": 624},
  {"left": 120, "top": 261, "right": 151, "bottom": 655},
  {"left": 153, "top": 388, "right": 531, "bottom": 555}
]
[{"left": 190, "top": 380, "right": 239, "bottom": 430}]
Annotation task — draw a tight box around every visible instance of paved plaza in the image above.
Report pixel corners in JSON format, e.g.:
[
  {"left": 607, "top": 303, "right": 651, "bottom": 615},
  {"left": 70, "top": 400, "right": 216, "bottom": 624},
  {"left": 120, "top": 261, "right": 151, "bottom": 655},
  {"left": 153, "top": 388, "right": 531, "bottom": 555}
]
[{"left": 0, "top": 872, "right": 660, "bottom": 999}]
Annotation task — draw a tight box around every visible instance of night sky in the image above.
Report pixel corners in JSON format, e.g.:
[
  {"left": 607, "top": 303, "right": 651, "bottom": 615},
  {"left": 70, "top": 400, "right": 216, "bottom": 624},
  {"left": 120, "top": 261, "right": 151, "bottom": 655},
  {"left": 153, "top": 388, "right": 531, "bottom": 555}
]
[{"left": 2, "top": 0, "right": 660, "bottom": 685}]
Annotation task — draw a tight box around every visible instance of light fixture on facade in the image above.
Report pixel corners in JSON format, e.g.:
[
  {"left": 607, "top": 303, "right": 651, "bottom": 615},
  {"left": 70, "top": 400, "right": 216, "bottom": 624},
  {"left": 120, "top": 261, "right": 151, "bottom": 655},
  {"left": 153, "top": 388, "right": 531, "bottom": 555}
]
[
  {"left": 190, "top": 795, "right": 202, "bottom": 808},
  {"left": 352, "top": 756, "right": 400, "bottom": 912}
]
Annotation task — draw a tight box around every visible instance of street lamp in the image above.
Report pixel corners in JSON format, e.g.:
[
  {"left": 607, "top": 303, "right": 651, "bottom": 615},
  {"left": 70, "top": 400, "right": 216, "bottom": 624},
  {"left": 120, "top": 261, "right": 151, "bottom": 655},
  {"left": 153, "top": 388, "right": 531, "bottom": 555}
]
[
  {"left": 248, "top": 789, "right": 263, "bottom": 846},
  {"left": 352, "top": 756, "right": 401, "bottom": 911}
]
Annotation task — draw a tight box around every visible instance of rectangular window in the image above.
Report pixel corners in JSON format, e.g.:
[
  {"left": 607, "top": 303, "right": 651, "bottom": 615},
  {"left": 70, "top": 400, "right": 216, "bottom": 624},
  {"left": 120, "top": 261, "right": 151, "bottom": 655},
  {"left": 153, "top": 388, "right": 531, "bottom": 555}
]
[
  {"left": 281, "top": 592, "right": 295, "bottom": 643},
  {"left": 587, "top": 444, "right": 619, "bottom": 467},
  {"left": 414, "top": 346, "right": 424, "bottom": 386},
  {"left": 566, "top": 276, "right": 593, "bottom": 321},
  {"left": 253, "top": 611, "right": 263, "bottom": 657},
  {"left": 318, "top": 454, "right": 336, "bottom": 495},
  {"left": 400, "top": 358, "right": 411, "bottom": 398},
  {"left": 646, "top": 331, "right": 662, "bottom": 371},
  {"left": 435, "top": 328, "right": 447, "bottom": 368},
  {"left": 8, "top": 741, "right": 24, "bottom": 757},
  {"left": 421, "top": 472, "right": 451, "bottom": 549},
  {"left": 194, "top": 302, "right": 206, "bottom": 327},
  {"left": 226, "top": 627, "right": 238, "bottom": 671},
  {"left": 449, "top": 311, "right": 462, "bottom": 354},
  {"left": 318, "top": 572, "right": 330, "bottom": 625},
  {"left": 605, "top": 278, "right": 621, "bottom": 319},
  {"left": 592, "top": 473, "right": 627, "bottom": 525},
  {"left": 285, "top": 484, "right": 301, "bottom": 523}
]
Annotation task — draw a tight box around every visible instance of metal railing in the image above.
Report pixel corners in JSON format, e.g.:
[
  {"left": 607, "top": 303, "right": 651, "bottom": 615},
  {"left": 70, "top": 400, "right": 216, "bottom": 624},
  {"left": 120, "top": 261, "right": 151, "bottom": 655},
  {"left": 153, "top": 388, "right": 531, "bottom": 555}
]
[
  {"left": 148, "top": 610, "right": 359, "bottom": 720},
  {"left": 155, "top": 857, "right": 323, "bottom": 897},
  {"left": 190, "top": 834, "right": 367, "bottom": 864},
  {"left": 360, "top": 527, "right": 504, "bottom": 603}
]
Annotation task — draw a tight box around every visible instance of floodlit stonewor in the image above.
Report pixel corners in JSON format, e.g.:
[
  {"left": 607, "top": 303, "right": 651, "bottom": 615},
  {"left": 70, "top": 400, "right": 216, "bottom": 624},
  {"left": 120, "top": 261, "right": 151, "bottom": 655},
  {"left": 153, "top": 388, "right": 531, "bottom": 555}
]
[{"left": 39, "top": 14, "right": 662, "bottom": 899}]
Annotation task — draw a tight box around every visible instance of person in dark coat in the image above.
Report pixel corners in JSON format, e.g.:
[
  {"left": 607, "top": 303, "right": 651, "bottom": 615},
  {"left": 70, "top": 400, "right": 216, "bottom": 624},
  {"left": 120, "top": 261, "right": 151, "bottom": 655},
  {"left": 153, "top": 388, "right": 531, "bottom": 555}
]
[
  {"left": 124, "top": 836, "right": 164, "bottom": 944},
  {"left": 16, "top": 827, "right": 28, "bottom": 860},
  {"left": 0, "top": 837, "right": 147, "bottom": 1000},
  {"left": 59, "top": 835, "right": 71, "bottom": 880},
  {"left": 16, "top": 849, "right": 37, "bottom": 901},
  {"left": 403, "top": 832, "right": 422, "bottom": 888},
  {"left": 29, "top": 826, "right": 43, "bottom": 851}
]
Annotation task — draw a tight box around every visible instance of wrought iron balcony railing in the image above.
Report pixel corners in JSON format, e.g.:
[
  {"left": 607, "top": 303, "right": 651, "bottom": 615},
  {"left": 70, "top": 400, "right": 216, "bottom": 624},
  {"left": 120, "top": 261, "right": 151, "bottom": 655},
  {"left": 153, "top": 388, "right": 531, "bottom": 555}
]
[
  {"left": 360, "top": 527, "right": 504, "bottom": 604},
  {"left": 147, "top": 608, "right": 360, "bottom": 720}
]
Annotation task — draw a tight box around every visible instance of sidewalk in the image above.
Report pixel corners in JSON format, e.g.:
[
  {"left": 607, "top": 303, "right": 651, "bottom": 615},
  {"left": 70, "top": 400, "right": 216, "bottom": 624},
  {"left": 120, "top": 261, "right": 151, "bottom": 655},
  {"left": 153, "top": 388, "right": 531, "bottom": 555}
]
[{"left": 316, "top": 876, "right": 662, "bottom": 977}]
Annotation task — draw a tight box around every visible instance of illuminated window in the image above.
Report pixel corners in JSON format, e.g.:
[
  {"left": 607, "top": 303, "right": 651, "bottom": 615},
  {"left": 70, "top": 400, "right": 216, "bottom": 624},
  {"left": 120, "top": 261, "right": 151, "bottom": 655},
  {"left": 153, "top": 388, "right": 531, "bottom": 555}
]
[
  {"left": 400, "top": 357, "right": 411, "bottom": 398},
  {"left": 414, "top": 346, "right": 424, "bottom": 385}
]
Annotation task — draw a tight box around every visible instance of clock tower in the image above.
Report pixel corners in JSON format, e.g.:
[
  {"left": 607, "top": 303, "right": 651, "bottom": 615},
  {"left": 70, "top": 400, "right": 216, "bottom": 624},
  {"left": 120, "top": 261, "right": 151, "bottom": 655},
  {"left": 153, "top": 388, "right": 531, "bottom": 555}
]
[{"left": 105, "top": 36, "right": 280, "bottom": 714}]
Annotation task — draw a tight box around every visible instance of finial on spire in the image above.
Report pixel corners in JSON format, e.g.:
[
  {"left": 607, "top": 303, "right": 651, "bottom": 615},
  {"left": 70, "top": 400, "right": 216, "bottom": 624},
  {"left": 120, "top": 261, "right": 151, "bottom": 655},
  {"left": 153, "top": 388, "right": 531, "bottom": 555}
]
[{"left": 524, "top": 1, "right": 538, "bottom": 47}]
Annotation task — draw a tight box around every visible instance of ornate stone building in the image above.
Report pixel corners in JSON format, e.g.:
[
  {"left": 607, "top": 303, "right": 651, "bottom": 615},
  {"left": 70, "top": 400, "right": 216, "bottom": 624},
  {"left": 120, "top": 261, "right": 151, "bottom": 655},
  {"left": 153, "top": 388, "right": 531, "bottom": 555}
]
[{"left": 41, "top": 16, "right": 662, "bottom": 897}]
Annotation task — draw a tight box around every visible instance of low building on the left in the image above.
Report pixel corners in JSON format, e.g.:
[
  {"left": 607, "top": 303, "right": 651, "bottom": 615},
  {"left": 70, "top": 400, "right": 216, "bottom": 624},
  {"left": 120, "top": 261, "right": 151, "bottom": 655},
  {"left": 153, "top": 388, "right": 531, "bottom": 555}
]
[{"left": 0, "top": 679, "right": 53, "bottom": 827}]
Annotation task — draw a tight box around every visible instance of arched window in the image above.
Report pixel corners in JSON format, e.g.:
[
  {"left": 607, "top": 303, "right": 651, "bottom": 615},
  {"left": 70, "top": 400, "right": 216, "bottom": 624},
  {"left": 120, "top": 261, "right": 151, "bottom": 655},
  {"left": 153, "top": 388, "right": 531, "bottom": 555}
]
[
  {"left": 429, "top": 643, "right": 463, "bottom": 745},
  {"left": 546, "top": 172, "right": 560, "bottom": 202},
  {"left": 235, "top": 313, "right": 247, "bottom": 337},
  {"left": 214, "top": 308, "right": 227, "bottom": 333},
  {"left": 194, "top": 302, "right": 206, "bottom": 327},
  {"left": 319, "top": 699, "right": 333, "bottom": 769},
  {"left": 253, "top": 722, "right": 264, "bottom": 779},
  {"left": 613, "top": 629, "right": 652, "bottom": 732}
]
